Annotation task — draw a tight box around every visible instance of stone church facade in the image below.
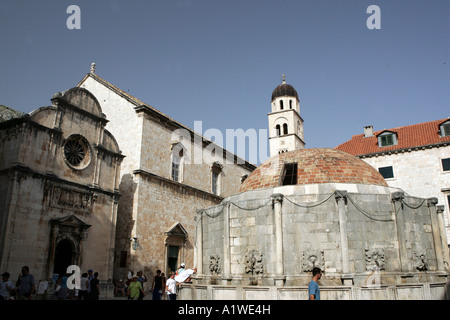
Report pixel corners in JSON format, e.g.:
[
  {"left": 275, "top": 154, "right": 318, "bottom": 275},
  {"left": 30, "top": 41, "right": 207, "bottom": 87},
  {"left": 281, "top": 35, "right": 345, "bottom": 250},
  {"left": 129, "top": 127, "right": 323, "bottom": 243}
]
[
  {"left": 0, "top": 87, "right": 123, "bottom": 287},
  {"left": 77, "top": 65, "right": 256, "bottom": 283}
]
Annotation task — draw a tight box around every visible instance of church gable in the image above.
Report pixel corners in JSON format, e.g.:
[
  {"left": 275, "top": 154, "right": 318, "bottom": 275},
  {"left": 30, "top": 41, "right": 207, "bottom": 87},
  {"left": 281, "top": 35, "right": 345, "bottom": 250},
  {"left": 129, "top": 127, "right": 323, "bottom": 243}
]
[{"left": 60, "top": 87, "right": 104, "bottom": 119}]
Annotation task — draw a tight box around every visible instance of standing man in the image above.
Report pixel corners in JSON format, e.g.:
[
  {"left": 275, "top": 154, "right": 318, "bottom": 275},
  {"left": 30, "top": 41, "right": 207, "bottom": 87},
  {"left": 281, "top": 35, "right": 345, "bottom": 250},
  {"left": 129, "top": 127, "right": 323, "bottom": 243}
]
[
  {"left": 86, "top": 269, "right": 94, "bottom": 294},
  {"left": 88, "top": 272, "right": 100, "bottom": 300},
  {"left": 0, "top": 272, "right": 15, "bottom": 300},
  {"left": 151, "top": 270, "right": 163, "bottom": 300},
  {"left": 136, "top": 271, "right": 147, "bottom": 300},
  {"left": 308, "top": 267, "right": 322, "bottom": 300},
  {"left": 17, "top": 266, "right": 35, "bottom": 300},
  {"left": 165, "top": 272, "right": 178, "bottom": 300}
]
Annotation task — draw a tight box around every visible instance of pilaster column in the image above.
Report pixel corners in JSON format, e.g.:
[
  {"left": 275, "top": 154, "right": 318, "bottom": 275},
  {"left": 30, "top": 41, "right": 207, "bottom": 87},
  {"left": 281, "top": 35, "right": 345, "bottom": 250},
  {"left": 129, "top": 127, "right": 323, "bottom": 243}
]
[
  {"left": 222, "top": 201, "right": 231, "bottom": 284},
  {"left": 271, "top": 193, "right": 285, "bottom": 286},
  {"left": 195, "top": 210, "right": 203, "bottom": 275},
  {"left": 335, "top": 190, "right": 352, "bottom": 284},
  {"left": 47, "top": 224, "right": 60, "bottom": 279},
  {"left": 113, "top": 156, "right": 123, "bottom": 191},
  {"left": 392, "top": 191, "right": 411, "bottom": 272},
  {"left": 107, "top": 199, "right": 118, "bottom": 281},
  {"left": 428, "top": 199, "right": 446, "bottom": 272},
  {"left": 436, "top": 205, "right": 450, "bottom": 271}
]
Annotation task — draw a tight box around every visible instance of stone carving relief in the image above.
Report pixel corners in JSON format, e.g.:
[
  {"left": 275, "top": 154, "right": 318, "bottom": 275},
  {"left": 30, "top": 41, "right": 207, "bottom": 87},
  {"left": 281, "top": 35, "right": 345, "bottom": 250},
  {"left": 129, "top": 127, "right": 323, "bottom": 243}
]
[
  {"left": 365, "top": 248, "right": 386, "bottom": 271},
  {"left": 209, "top": 255, "right": 221, "bottom": 275},
  {"left": 302, "top": 250, "right": 324, "bottom": 272},
  {"left": 49, "top": 185, "right": 94, "bottom": 214},
  {"left": 414, "top": 251, "right": 429, "bottom": 271},
  {"left": 244, "top": 250, "right": 264, "bottom": 275}
]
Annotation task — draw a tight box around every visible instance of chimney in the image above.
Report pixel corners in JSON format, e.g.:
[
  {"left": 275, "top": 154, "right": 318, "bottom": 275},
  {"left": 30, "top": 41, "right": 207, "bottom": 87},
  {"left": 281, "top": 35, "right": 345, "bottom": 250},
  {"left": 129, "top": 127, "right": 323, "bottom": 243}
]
[{"left": 364, "top": 125, "right": 373, "bottom": 138}]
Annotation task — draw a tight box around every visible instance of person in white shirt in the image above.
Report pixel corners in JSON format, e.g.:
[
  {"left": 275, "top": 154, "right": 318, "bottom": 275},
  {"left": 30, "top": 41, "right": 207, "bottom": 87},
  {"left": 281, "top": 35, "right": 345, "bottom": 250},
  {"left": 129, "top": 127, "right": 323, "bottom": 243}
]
[
  {"left": 174, "top": 267, "right": 197, "bottom": 283},
  {"left": 78, "top": 272, "right": 89, "bottom": 300},
  {"left": 165, "top": 272, "right": 178, "bottom": 300},
  {"left": 0, "top": 272, "right": 15, "bottom": 300}
]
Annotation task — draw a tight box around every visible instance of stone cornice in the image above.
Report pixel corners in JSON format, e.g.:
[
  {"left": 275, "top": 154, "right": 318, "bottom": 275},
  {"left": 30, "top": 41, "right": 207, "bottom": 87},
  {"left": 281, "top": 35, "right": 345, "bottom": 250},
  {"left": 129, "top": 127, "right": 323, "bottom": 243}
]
[
  {"left": 2, "top": 163, "right": 120, "bottom": 198},
  {"left": 134, "top": 105, "right": 256, "bottom": 172},
  {"left": 0, "top": 115, "right": 62, "bottom": 136},
  {"left": 94, "top": 144, "right": 125, "bottom": 160},
  {"left": 358, "top": 141, "right": 450, "bottom": 159},
  {"left": 51, "top": 94, "right": 109, "bottom": 125},
  {"left": 132, "top": 168, "right": 223, "bottom": 202}
]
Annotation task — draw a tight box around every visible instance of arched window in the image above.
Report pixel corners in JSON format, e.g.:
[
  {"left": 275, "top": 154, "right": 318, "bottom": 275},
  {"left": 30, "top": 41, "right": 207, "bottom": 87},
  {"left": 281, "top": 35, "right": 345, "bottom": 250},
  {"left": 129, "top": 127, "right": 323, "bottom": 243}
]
[
  {"left": 280, "top": 100, "right": 284, "bottom": 110},
  {"left": 171, "top": 144, "right": 184, "bottom": 182},
  {"left": 289, "top": 100, "right": 292, "bottom": 109},
  {"left": 283, "top": 123, "right": 288, "bottom": 135},
  {"left": 276, "top": 124, "right": 281, "bottom": 136},
  {"left": 211, "top": 162, "right": 223, "bottom": 196}
]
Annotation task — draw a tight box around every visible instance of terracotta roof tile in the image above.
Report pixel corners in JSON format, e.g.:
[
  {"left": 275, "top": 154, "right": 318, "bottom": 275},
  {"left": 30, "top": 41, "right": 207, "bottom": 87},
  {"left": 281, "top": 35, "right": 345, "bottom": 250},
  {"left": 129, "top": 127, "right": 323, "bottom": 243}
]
[
  {"left": 238, "top": 148, "right": 387, "bottom": 192},
  {"left": 335, "top": 118, "right": 450, "bottom": 156}
]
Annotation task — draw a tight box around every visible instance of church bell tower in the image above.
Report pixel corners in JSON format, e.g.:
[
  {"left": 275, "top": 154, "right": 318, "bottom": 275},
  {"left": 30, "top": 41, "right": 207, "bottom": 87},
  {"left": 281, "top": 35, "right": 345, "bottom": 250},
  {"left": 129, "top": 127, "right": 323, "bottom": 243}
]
[{"left": 268, "top": 75, "right": 305, "bottom": 157}]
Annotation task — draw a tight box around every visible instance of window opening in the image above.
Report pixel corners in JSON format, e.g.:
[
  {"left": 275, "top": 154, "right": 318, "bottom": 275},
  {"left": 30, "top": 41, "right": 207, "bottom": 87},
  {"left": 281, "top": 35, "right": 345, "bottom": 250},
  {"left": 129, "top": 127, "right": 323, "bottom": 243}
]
[
  {"left": 442, "top": 158, "right": 450, "bottom": 171},
  {"left": 378, "top": 166, "right": 394, "bottom": 179},
  {"left": 281, "top": 163, "right": 298, "bottom": 185},
  {"left": 276, "top": 124, "right": 281, "bottom": 136}
]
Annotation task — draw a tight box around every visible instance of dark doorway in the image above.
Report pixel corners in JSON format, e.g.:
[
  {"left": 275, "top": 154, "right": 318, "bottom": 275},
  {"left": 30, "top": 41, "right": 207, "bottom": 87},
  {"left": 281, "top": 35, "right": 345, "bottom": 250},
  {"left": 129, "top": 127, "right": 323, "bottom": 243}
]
[
  {"left": 53, "top": 240, "right": 73, "bottom": 277},
  {"left": 168, "top": 245, "right": 179, "bottom": 273}
]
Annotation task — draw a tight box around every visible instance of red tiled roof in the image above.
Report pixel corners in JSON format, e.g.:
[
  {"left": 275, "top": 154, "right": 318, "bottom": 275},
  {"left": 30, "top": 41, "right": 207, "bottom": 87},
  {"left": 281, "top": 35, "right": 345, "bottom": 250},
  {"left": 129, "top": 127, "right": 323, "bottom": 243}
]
[
  {"left": 335, "top": 118, "right": 450, "bottom": 156},
  {"left": 238, "top": 148, "right": 388, "bottom": 192}
]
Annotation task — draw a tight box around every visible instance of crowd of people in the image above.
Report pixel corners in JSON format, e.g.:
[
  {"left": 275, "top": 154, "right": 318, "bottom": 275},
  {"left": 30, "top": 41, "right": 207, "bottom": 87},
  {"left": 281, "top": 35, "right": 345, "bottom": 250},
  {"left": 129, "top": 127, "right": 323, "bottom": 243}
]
[
  {"left": 115, "top": 263, "right": 197, "bottom": 300},
  {"left": 0, "top": 263, "right": 197, "bottom": 300},
  {"left": 0, "top": 266, "right": 35, "bottom": 300}
]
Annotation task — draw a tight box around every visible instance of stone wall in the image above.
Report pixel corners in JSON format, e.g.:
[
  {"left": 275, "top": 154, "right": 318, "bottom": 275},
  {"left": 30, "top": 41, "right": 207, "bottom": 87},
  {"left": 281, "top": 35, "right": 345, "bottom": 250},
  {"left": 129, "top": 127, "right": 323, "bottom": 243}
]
[
  {"left": 361, "top": 146, "right": 450, "bottom": 242},
  {"left": 112, "top": 170, "right": 224, "bottom": 286},
  {"left": 194, "top": 183, "right": 450, "bottom": 299},
  {"left": 178, "top": 281, "right": 449, "bottom": 300}
]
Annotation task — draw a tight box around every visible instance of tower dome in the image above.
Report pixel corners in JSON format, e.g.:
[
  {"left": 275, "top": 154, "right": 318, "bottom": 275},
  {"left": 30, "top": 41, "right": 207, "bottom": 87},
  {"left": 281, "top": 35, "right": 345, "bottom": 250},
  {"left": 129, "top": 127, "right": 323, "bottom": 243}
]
[
  {"left": 239, "top": 148, "right": 387, "bottom": 192},
  {"left": 271, "top": 76, "right": 299, "bottom": 102}
]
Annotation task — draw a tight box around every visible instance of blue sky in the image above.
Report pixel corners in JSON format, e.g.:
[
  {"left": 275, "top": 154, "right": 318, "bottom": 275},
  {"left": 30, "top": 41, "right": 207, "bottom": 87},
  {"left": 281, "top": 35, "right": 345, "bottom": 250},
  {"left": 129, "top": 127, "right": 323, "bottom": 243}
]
[{"left": 1, "top": 0, "right": 449, "bottom": 164}]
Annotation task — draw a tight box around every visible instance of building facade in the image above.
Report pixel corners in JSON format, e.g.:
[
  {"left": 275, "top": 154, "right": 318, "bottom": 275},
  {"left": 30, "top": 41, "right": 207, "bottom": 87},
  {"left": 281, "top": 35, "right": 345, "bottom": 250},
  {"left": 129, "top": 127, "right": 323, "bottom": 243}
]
[
  {"left": 182, "top": 81, "right": 450, "bottom": 300},
  {"left": 335, "top": 119, "right": 450, "bottom": 245},
  {"left": 77, "top": 65, "right": 256, "bottom": 283},
  {"left": 0, "top": 87, "right": 123, "bottom": 290}
]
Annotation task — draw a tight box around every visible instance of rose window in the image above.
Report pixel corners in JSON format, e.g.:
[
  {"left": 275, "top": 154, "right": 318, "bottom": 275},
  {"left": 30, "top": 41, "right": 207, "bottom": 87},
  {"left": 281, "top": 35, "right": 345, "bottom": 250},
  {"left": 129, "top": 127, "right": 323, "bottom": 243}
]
[{"left": 63, "top": 135, "right": 91, "bottom": 170}]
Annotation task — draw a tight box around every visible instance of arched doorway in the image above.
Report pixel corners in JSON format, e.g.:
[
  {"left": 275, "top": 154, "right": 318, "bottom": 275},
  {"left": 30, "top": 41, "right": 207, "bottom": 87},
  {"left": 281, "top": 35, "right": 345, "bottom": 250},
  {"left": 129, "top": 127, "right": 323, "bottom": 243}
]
[
  {"left": 48, "top": 215, "right": 91, "bottom": 279},
  {"left": 53, "top": 239, "right": 73, "bottom": 277}
]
